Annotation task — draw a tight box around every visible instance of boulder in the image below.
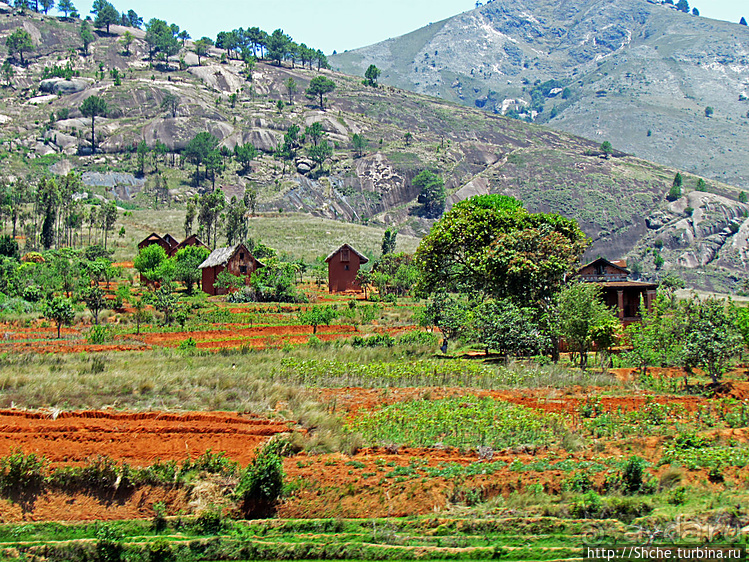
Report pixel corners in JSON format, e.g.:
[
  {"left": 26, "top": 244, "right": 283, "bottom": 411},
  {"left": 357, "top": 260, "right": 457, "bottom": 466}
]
[
  {"left": 40, "top": 78, "right": 91, "bottom": 95},
  {"left": 296, "top": 158, "right": 315, "bottom": 174}
]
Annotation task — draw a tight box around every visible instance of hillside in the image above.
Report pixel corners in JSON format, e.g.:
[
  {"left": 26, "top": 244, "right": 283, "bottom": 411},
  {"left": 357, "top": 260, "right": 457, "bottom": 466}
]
[
  {"left": 0, "top": 7, "right": 746, "bottom": 290},
  {"left": 331, "top": 0, "right": 749, "bottom": 192}
]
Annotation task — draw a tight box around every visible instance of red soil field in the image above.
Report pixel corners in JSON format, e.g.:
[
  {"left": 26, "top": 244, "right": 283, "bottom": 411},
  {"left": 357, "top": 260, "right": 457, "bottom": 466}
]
[{"left": 0, "top": 410, "right": 292, "bottom": 466}]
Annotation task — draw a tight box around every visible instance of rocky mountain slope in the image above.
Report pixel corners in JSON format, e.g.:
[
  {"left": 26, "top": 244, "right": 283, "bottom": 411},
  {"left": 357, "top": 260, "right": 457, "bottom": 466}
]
[
  {"left": 331, "top": 0, "right": 749, "bottom": 192},
  {"left": 0, "top": 7, "right": 746, "bottom": 291}
]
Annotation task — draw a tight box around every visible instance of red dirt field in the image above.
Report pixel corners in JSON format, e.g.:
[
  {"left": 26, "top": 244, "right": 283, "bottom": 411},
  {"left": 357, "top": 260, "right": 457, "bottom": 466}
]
[{"left": 0, "top": 410, "right": 292, "bottom": 466}]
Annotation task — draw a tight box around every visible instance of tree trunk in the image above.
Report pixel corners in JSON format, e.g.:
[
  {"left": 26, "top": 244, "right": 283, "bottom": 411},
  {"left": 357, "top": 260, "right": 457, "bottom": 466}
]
[{"left": 91, "top": 116, "right": 96, "bottom": 153}]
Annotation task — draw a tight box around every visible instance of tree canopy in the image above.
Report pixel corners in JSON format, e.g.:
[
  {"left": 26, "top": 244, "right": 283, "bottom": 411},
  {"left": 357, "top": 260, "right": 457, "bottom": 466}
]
[
  {"left": 6, "top": 29, "right": 34, "bottom": 65},
  {"left": 79, "top": 96, "right": 108, "bottom": 152},
  {"left": 305, "top": 76, "right": 335, "bottom": 110},
  {"left": 414, "top": 194, "right": 589, "bottom": 304}
]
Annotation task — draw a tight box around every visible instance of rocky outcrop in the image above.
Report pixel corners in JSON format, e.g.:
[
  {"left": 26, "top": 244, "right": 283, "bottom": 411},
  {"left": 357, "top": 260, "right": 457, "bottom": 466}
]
[{"left": 40, "top": 78, "right": 92, "bottom": 95}]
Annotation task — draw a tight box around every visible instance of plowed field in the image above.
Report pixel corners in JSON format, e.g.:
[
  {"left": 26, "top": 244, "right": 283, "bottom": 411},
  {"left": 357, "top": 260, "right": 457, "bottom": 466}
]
[{"left": 0, "top": 410, "right": 292, "bottom": 466}]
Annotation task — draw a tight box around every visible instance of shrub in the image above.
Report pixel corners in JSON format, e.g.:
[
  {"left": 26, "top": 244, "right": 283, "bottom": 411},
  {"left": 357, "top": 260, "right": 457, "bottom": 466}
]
[
  {"left": 236, "top": 439, "right": 285, "bottom": 516},
  {"left": 95, "top": 524, "right": 123, "bottom": 562},
  {"left": 351, "top": 334, "right": 395, "bottom": 348},
  {"left": 621, "top": 456, "right": 649, "bottom": 494},
  {"left": 0, "top": 449, "right": 47, "bottom": 495},
  {"left": 87, "top": 325, "right": 112, "bottom": 344},
  {"left": 564, "top": 471, "right": 593, "bottom": 493},
  {"left": 178, "top": 337, "right": 197, "bottom": 351},
  {"left": 397, "top": 331, "right": 439, "bottom": 347}
]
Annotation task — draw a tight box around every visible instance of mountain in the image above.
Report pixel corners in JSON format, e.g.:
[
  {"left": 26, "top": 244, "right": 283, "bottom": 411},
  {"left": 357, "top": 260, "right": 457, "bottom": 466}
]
[
  {"left": 331, "top": 0, "right": 749, "bottom": 192},
  {"left": 0, "top": 7, "right": 746, "bottom": 291}
]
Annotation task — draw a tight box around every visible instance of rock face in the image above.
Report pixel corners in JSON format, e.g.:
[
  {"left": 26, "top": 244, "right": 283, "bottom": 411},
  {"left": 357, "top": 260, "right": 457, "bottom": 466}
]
[
  {"left": 331, "top": 0, "right": 749, "bottom": 191},
  {"left": 40, "top": 78, "right": 91, "bottom": 95}
]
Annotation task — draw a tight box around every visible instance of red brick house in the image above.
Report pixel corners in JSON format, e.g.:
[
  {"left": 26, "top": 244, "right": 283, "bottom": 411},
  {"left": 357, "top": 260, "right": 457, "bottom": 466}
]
[
  {"left": 325, "top": 244, "right": 369, "bottom": 293},
  {"left": 198, "top": 243, "right": 264, "bottom": 296},
  {"left": 578, "top": 258, "right": 658, "bottom": 322}
]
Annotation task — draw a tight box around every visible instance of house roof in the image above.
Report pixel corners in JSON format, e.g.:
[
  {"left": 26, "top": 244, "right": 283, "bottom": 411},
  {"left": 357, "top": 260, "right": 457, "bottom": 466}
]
[
  {"left": 598, "top": 281, "right": 659, "bottom": 289},
  {"left": 325, "top": 244, "right": 369, "bottom": 264},
  {"left": 199, "top": 243, "right": 265, "bottom": 269},
  {"left": 163, "top": 233, "right": 179, "bottom": 247},
  {"left": 175, "top": 235, "right": 208, "bottom": 251},
  {"left": 139, "top": 233, "right": 164, "bottom": 245},
  {"left": 580, "top": 257, "right": 630, "bottom": 275}
]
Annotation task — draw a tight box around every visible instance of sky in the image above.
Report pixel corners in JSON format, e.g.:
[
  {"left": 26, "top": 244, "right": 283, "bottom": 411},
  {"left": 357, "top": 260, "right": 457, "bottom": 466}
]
[{"left": 73, "top": 0, "right": 748, "bottom": 55}]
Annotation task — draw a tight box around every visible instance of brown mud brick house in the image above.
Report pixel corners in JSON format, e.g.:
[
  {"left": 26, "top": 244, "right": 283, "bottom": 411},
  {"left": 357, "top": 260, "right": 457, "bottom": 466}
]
[
  {"left": 137, "top": 232, "right": 172, "bottom": 253},
  {"left": 198, "top": 243, "right": 264, "bottom": 296},
  {"left": 326, "top": 244, "right": 369, "bottom": 293},
  {"left": 578, "top": 258, "right": 658, "bottom": 323},
  {"left": 172, "top": 234, "right": 209, "bottom": 256}
]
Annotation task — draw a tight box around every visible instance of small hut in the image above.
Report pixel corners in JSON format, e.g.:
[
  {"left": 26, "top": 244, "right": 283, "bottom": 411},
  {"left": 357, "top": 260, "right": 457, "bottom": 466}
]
[
  {"left": 325, "top": 244, "right": 369, "bottom": 293},
  {"left": 137, "top": 233, "right": 171, "bottom": 253},
  {"left": 198, "top": 243, "right": 264, "bottom": 296},
  {"left": 171, "top": 234, "right": 209, "bottom": 256}
]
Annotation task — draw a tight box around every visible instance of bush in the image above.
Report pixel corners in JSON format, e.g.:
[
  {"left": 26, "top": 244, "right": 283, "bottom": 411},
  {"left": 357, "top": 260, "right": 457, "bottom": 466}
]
[
  {"left": 621, "top": 456, "right": 649, "bottom": 494},
  {"left": 236, "top": 439, "right": 285, "bottom": 516},
  {"left": 87, "top": 325, "right": 112, "bottom": 344},
  {"left": 0, "top": 449, "right": 47, "bottom": 495},
  {"left": 178, "top": 337, "right": 197, "bottom": 351},
  {"left": 397, "top": 331, "right": 439, "bottom": 347},
  {"left": 564, "top": 471, "right": 593, "bottom": 493},
  {"left": 351, "top": 334, "right": 395, "bottom": 348}
]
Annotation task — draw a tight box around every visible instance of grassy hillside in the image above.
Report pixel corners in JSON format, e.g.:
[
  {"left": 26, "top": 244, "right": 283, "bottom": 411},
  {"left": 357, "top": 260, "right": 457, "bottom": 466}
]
[{"left": 0, "top": 7, "right": 746, "bottom": 289}]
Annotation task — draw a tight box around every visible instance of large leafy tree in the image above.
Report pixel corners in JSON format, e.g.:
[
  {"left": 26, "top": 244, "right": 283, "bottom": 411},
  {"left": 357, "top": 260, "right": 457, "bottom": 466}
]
[
  {"left": 266, "top": 28, "right": 291, "bottom": 65},
  {"left": 57, "top": 0, "right": 75, "bottom": 17},
  {"left": 364, "top": 64, "right": 381, "bottom": 87},
  {"left": 305, "top": 76, "right": 335, "bottom": 110},
  {"left": 469, "top": 298, "right": 548, "bottom": 357},
  {"left": 413, "top": 170, "right": 446, "bottom": 218},
  {"left": 234, "top": 143, "right": 257, "bottom": 174},
  {"left": 174, "top": 245, "right": 210, "bottom": 294},
  {"left": 681, "top": 297, "right": 744, "bottom": 384},
  {"left": 414, "top": 194, "right": 588, "bottom": 303},
  {"left": 6, "top": 29, "right": 34, "bottom": 65},
  {"left": 80, "top": 96, "right": 107, "bottom": 152},
  {"left": 134, "top": 243, "right": 167, "bottom": 282}
]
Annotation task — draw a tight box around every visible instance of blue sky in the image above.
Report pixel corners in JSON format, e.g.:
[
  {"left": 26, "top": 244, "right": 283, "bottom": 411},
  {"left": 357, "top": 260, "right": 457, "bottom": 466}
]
[{"left": 72, "top": 0, "right": 748, "bottom": 55}]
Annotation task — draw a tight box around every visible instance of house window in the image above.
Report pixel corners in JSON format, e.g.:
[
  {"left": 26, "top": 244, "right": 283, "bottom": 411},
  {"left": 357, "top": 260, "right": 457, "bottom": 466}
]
[
  {"left": 239, "top": 265, "right": 247, "bottom": 274},
  {"left": 344, "top": 265, "right": 350, "bottom": 271},
  {"left": 341, "top": 249, "right": 350, "bottom": 262},
  {"left": 240, "top": 253, "right": 245, "bottom": 260},
  {"left": 595, "top": 264, "right": 605, "bottom": 276}
]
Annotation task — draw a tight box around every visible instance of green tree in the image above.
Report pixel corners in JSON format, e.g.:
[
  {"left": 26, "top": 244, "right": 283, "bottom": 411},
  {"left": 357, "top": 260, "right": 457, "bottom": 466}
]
[
  {"left": 741, "top": 16, "right": 748, "bottom": 26},
  {"left": 101, "top": 201, "right": 117, "bottom": 249},
  {"left": 136, "top": 140, "right": 149, "bottom": 176},
  {"left": 308, "top": 141, "right": 333, "bottom": 170},
  {"left": 418, "top": 293, "right": 468, "bottom": 352},
  {"left": 554, "top": 282, "right": 620, "bottom": 369},
  {"left": 79, "top": 20, "right": 95, "bottom": 55},
  {"left": 352, "top": 133, "right": 367, "bottom": 157},
  {"left": 469, "top": 298, "right": 548, "bottom": 357},
  {"left": 305, "top": 75, "right": 335, "bottom": 110},
  {"left": 193, "top": 37, "right": 212, "bottom": 66},
  {"left": 184, "top": 132, "right": 219, "bottom": 185},
  {"left": 381, "top": 228, "right": 397, "bottom": 255},
  {"left": 1, "top": 60, "right": 15, "bottom": 86},
  {"left": 119, "top": 30, "right": 134, "bottom": 55},
  {"left": 404, "top": 132, "right": 413, "bottom": 146},
  {"left": 80, "top": 95, "right": 107, "bottom": 152},
  {"left": 174, "top": 245, "right": 210, "bottom": 294},
  {"left": 81, "top": 284, "right": 106, "bottom": 325},
  {"left": 134, "top": 243, "right": 167, "bottom": 283},
  {"left": 600, "top": 140, "right": 613, "bottom": 157},
  {"left": 704, "top": 106, "right": 714, "bottom": 118},
  {"left": 93, "top": 0, "right": 119, "bottom": 33},
  {"left": 57, "top": 0, "right": 74, "bottom": 17},
  {"left": 739, "top": 191, "right": 748, "bottom": 204},
  {"left": 234, "top": 143, "right": 257, "bottom": 174},
  {"left": 626, "top": 295, "right": 684, "bottom": 376},
  {"left": 305, "top": 122, "right": 324, "bottom": 147},
  {"left": 6, "top": 29, "right": 34, "bottom": 66},
  {"left": 413, "top": 170, "right": 446, "bottom": 218},
  {"left": 297, "top": 305, "right": 337, "bottom": 334},
  {"left": 266, "top": 28, "right": 291, "bottom": 65},
  {"left": 40, "top": 0, "right": 54, "bottom": 14},
  {"left": 44, "top": 296, "right": 75, "bottom": 339},
  {"left": 364, "top": 64, "right": 381, "bottom": 87},
  {"left": 160, "top": 92, "right": 180, "bottom": 118},
  {"left": 144, "top": 18, "right": 179, "bottom": 61},
  {"left": 152, "top": 279, "right": 178, "bottom": 324},
  {"left": 682, "top": 297, "right": 744, "bottom": 384},
  {"left": 415, "top": 194, "right": 587, "bottom": 302},
  {"left": 676, "top": 0, "right": 689, "bottom": 12},
  {"left": 285, "top": 77, "right": 297, "bottom": 104}
]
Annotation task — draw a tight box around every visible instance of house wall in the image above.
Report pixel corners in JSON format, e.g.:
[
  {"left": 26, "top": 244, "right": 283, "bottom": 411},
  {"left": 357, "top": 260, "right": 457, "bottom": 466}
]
[
  {"left": 201, "top": 247, "right": 261, "bottom": 296},
  {"left": 579, "top": 263, "right": 628, "bottom": 282},
  {"left": 328, "top": 249, "right": 363, "bottom": 293}
]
